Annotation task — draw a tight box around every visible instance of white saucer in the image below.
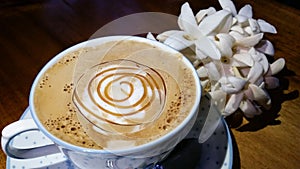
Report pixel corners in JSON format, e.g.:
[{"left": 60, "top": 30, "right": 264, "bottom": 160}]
[{"left": 6, "top": 105, "right": 233, "bottom": 169}]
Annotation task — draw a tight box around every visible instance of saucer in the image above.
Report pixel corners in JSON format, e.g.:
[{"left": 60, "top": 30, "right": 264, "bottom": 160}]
[{"left": 6, "top": 105, "right": 233, "bottom": 169}]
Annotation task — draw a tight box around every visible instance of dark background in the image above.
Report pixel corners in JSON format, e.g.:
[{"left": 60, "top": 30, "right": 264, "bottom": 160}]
[
  {"left": 276, "top": 0, "right": 300, "bottom": 9},
  {"left": 0, "top": 0, "right": 299, "bottom": 9}
]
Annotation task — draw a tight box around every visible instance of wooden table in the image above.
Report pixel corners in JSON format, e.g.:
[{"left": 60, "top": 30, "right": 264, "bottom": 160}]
[{"left": 0, "top": 0, "right": 299, "bottom": 168}]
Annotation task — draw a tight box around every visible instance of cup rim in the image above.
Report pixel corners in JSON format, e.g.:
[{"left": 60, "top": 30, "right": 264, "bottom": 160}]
[{"left": 29, "top": 35, "right": 201, "bottom": 155}]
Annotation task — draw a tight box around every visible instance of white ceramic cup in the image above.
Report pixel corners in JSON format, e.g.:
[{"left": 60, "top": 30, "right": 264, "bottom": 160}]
[{"left": 1, "top": 36, "right": 201, "bottom": 169}]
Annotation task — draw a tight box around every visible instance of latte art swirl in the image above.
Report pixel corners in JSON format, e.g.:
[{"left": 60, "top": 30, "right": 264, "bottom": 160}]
[{"left": 74, "top": 59, "right": 166, "bottom": 133}]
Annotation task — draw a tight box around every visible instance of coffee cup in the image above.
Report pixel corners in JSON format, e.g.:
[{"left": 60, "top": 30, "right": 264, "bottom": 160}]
[{"left": 2, "top": 36, "right": 201, "bottom": 169}]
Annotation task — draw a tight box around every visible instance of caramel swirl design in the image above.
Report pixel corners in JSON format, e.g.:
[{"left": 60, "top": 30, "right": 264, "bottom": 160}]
[{"left": 73, "top": 59, "right": 166, "bottom": 134}]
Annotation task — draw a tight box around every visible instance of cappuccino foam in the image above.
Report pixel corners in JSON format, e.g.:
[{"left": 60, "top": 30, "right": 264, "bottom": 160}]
[
  {"left": 33, "top": 39, "right": 197, "bottom": 149},
  {"left": 74, "top": 59, "right": 167, "bottom": 134}
]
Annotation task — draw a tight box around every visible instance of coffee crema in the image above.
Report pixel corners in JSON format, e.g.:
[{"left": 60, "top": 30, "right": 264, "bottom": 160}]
[{"left": 33, "top": 39, "right": 197, "bottom": 149}]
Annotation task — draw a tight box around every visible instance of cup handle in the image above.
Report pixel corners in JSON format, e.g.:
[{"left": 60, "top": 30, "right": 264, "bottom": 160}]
[{"left": 1, "top": 119, "right": 68, "bottom": 168}]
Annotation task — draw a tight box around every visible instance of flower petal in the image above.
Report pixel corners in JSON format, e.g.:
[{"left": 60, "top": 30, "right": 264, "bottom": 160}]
[
  {"left": 229, "top": 31, "right": 245, "bottom": 40},
  {"left": 248, "top": 18, "right": 260, "bottom": 34},
  {"left": 240, "top": 99, "right": 262, "bottom": 118},
  {"left": 195, "top": 47, "right": 207, "bottom": 60},
  {"left": 265, "top": 76, "right": 280, "bottom": 89},
  {"left": 163, "top": 31, "right": 194, "bottom": 50},
  {"left": 157, "top": 30, "right": 182, "bottom": 42},
  {"left": 244, "top": 86, "right": 254, "bottom": 99},
  {"left": 248, "top": 84, "right": 271, "bottom": 109},
  {"left": 197, "top": 66, "right": 209, "bottom": 78},
  {"left": 247, "top": 62, "right": 264, "bottom": 83},
  {"left": 195, "top": 36, "right": 221, "bottom": 60},
  {"left": 235, "top": 15, "right": 248, "bottom": 23},
  {"left": 204, "top": 61, "right": 221, "bottom": 81},
  {"left": 233, "top": 53, "right": 254, "bottom": 66},
  {"left": 235, "top": 33, "right": 264, "bottom": 47},
  {"left": 220, "top": 76, "right": 247, "bottom": 94},
  {"left": 270, "top": 58, "right": 285, "bottom": 75},
  {"left": 257, "top": 19, "right": 277, "bottom": 34},
  {"left": 244, "top": 26, "right": 254, "bottom": 35},
  {"left": 215, "top": 33, "right": 235, "bottom": 57},
  {"left": 178, "top": 2, "right": 202, "bottom": 37},
  {"left": 230, "top": 25, "right": 245, "bottom": 34},
  {"left": 146, "top": 32, "right": 156, "bottom": 41},
  {"left": 248, "top": 47, "right": 256, "bottom": 55},
  {"left": 231, "top": 59, "right": 247, "bottom": 67},
  {"left": 232, "top": 17, "right": 238, "bottom": 25},
  {"left": 251, "top": 51, "right": 269, "bottom": 74},
  {"left": 219, "top": 15, "right": 234, "bottom": 33},
  {"left": 201, "top": 79, "right": 210, "bottom": 90},
  {"left": 224, "top": 92, "right": 244, "bottom": 116},
  {"left": 198, "top": 10, "right": 232, "bottom": 35},
  {"left": 231, "top": 66, "right": 243, "bottom": 78},
  {"left": 255, "top": 76, "right": 265, "bottom": 86},
  {"left": 219, "top": 0, "right": 237, "bottom": 15},
  {"left": 255, "top": 40, "right": 275, "bottom": 56},
  {"left": 238, "top": 4, "right": 253, "bottom": 19},
  {"left": 229, "top": 76, "right": 247, "bottom": 91},
  {"left": 195, "top": 7, "right": 216, "bottom": 23}
]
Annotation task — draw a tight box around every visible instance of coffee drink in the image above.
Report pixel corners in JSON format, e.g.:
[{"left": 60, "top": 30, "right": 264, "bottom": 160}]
[{"left": 33, "top": 38, "right": 198, "bottom": 150}]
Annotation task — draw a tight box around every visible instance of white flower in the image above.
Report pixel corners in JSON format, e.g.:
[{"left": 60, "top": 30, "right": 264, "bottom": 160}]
[
  {"left": 148, "top": 0, "right": 285, "bottom": 119},
  {"left": 157, "top": 2, "right": 222, "bottom": 60},
  {"left": 219, "top": 0, "right": 277, "bottom": 57}
]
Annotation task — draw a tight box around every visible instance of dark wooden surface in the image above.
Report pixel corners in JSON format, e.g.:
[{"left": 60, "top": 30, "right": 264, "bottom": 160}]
[{"left": 1, "top": 0, "right": 299, "bottom": 168}]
